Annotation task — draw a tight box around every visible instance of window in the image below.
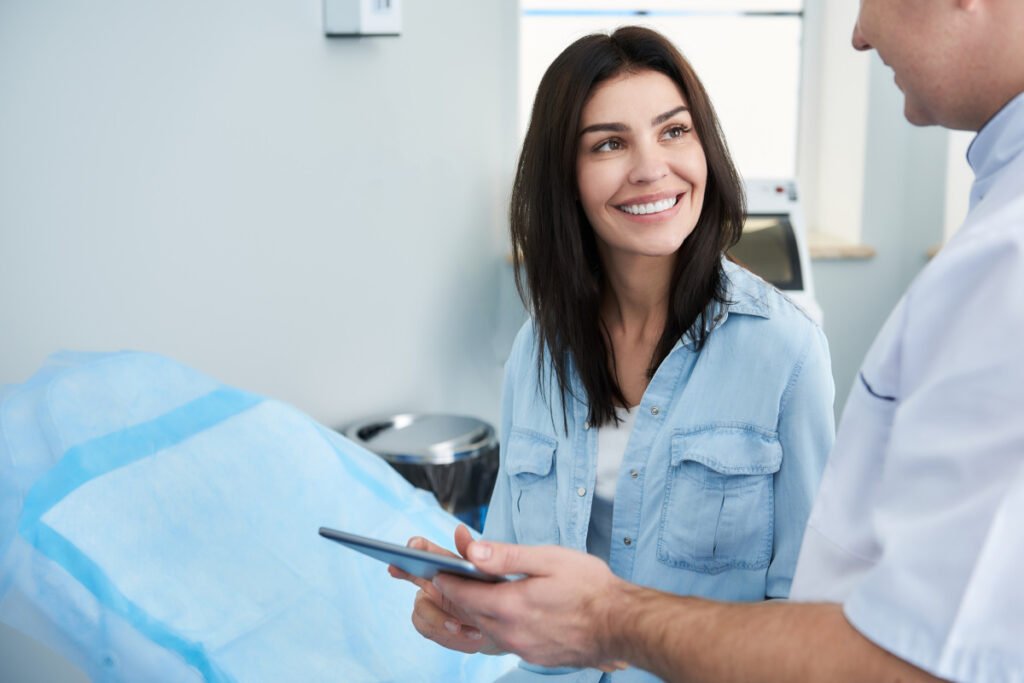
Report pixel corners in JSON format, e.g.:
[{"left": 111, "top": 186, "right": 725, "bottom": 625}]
[{"left": 519, "top": 0, "right": 871, "bottom": 244}]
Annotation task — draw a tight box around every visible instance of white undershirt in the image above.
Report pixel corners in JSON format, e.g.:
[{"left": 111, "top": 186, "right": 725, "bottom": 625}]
[
  {"left": 587, "top": 406, "right": 637, "bottom": 562},
  {"left": 595, "top": 405, "right": 637, "bottom": 500}
]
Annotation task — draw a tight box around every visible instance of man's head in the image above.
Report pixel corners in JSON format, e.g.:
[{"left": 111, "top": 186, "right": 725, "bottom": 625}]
[{"left": 853, "top": 0, "right": 1024, "bottom": 131}]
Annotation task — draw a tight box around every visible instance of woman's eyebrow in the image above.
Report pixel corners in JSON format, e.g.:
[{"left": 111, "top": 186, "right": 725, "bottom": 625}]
[
  {"left": 652, "top": 105, "right": 689, "bottom": 125},
  {"left": 579, "top": 121, "right": 627, "bottom": 137},
  {"left": 579, "top": 105, "right": 690, "bottom": 138}
]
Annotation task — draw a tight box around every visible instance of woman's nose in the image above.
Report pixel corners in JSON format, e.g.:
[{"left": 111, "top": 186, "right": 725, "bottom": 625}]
[{"left": 628, "top": 145, "right": 669, "bottom": 184}]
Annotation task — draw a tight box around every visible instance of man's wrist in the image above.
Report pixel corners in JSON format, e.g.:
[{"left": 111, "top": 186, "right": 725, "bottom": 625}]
[
  {"left": 591, "top": 576, "right": 660, "bottom": 665},
  {"left": 603, "top": 581, "right": 714, "bottom": 678},
  {"left": 589, "top": 574, "right": 624, "bottom": 659}
]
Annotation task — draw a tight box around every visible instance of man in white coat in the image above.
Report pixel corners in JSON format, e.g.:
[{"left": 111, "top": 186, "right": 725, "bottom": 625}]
[{"left": 412, "top": 1, "right": 1024, "bottom": 680}]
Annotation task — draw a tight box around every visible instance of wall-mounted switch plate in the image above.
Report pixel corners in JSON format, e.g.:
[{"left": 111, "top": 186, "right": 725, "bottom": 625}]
[{"left": 324, "top": 0, "right": 401, "bottom": 37}]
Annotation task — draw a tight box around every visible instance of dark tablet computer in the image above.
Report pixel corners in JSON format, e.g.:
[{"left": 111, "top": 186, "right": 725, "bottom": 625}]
[{"left": 318, "top": 527, "right": 508, "bottom": 583}]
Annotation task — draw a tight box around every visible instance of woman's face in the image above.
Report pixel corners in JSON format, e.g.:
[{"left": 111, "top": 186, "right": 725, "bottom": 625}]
[{"left": 576, "top": 69, "right": 707, "bottom": 266}]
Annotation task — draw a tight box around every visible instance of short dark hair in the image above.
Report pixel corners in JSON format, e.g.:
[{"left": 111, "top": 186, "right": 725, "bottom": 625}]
[{"left": 510, "top": 25, "right": 746, "bottom": 429}]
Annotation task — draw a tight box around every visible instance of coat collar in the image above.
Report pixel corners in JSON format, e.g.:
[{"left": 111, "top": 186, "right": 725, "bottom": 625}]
[{"left": 968, "top": 90, "right": 1024, "bottom": 210}]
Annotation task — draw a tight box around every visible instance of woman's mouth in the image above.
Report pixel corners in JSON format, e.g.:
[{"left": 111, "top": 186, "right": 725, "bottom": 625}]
[{"left": 617, "top": 194, "right": 680, "bottom": 216}]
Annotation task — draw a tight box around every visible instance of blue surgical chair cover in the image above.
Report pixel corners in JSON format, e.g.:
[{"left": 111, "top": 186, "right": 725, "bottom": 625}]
[{"left": 0, "top": 352, "right": 515, "bottom": 682}]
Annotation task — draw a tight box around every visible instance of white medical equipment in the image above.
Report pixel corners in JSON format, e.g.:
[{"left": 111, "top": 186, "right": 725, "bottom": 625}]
[{"left": 732, "top": 179, "right": 822, "bottom": 324}]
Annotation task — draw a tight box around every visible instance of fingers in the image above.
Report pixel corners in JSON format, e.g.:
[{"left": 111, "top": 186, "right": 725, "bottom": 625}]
[
  {"left": 453, "top": 524, "right": 474, "bottom": 559},
  {"left": 464, "top": 539, "right": 569, "bottom": 576},
  {"left": 431, "top": 544, "right": 620, "bottom": 669},
  {"left": 387, "top": 536, "right": 460, "bottom": 593},
  {"left": 411, "top": 589, "right": 485, "bottom": 655},
  {"left": 407, "top": 535, "right": 458, "bottom": 557},
  {"left": 387, "top": 564, "right": 434, "bottom": 593},
  {"left": 432, "top": 573, "right": 503, "bottom": 622},
  {"left": 432, "top": 543, "right": 573, "bottom": 625},
  {"left": 387, "top": 564, "right": 449, "bottom": 607}
]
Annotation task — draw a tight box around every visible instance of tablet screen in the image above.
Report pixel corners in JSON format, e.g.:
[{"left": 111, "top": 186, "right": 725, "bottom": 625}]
[{"left": 318, "top": 527, "right": 507, "bottom": 583}]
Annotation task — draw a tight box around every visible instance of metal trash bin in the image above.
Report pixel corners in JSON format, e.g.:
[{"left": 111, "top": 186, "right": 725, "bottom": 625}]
[{"left": 342, "top": 414, "right": 499, "bottom": 531}]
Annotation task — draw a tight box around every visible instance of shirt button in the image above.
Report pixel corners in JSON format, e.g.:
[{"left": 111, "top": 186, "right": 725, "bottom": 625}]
[
  {"left": 583, "top": 420, "right": 590, "bottom": 430},
  {"left": 650, "top": 406, "right": 660, "bottom": 416},
  {"left": 623, "top": 537, "right": 632, "bottom": 546},
  {"left": 630, "top": 469, "right": 639, "bottom": 479},
  {"left": 577, "top": 487, "right": 587, "bottom": 497}
]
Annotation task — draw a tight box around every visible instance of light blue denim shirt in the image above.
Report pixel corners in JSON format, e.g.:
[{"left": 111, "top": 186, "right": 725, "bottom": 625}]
[{"left": 484, "top": 260, "right": 835, "bottom": 683}]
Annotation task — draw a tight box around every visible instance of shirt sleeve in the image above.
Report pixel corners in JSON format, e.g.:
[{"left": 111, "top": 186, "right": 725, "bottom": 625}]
[
  {"left": 843, "top": 221, "right": 1024, "bottom": 682},
  {"left": 766, "top": 322, "right": 835, "bottom": 598}
]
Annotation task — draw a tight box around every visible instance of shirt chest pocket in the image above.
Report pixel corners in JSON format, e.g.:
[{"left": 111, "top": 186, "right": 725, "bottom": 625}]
[
  {"left": 657, "top": 427, "right": 782, "bottom": 574},
  {"left": 506, "top": 429, "right": 560, "bottom": 546}
]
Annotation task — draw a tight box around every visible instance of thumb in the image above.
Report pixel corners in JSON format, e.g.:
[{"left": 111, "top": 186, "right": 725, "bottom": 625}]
[
  {"left": 466, "top": 540, "right": 566, "bottom": 576},
  {"left": 454, "top": 524, "right": 475, "bottom": 559}
]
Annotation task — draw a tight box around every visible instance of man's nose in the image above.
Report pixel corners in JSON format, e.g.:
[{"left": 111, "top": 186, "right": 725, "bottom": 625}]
[{"left": 852, "top": 19, "right": 872, "bottom": 52}]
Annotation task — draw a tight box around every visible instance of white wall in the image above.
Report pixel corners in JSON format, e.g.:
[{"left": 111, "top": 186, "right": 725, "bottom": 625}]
[
  {"left": 0, "top": 2, "right": 519, "bottom": 678},
  {"left": 812, "top": 53, "right": 948, "bottom": 415},
  {"left": 0, "top": 0, "right": 521, "bottom": 432}
]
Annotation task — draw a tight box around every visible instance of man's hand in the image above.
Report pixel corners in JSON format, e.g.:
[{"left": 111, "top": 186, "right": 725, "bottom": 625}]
[
  {"left": 432, "top": 539, "right": 629, "bottom": 672},
  {"left": 435, "top": 540, "right": 948, "bottom": 683},
  {"left": 387, "top": 525, "right": 504, "bottom": 655}
]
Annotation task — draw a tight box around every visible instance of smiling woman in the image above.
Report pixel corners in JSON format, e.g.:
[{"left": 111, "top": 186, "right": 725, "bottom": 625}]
[
  {"left": 394, "top": 27, "right": 837, "bottom": 682},
  {"left": 576, "top": 72, "right": 708, "bottom": 280},
  {"left": 511, "top": 26, "right": 746, "bottom": 425}
]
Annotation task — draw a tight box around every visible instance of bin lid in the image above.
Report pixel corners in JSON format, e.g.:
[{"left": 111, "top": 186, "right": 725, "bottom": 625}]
[{"left": 342, "top": 414, "right": 495, "bottom": 465}]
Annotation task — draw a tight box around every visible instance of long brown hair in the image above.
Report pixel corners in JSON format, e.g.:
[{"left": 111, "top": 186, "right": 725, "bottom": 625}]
[{"left": 510, "top": 26, "right": 745, "bottom": 429}]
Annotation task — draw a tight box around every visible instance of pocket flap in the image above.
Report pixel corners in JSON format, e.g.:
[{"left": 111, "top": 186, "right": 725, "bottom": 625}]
[
  {"left": 505, "top": 428, "right": 556, "bottom": 477},
  {"left": 670, "top": 426, "right": 782, "bottom": 474}
]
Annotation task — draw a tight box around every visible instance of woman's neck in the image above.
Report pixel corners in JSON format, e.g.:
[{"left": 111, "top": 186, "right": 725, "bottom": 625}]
[{"left": 601, "top": 254, "right": 673, "bottom": 343}]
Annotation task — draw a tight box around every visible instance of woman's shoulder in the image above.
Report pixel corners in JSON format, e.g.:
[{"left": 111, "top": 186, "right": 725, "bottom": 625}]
[
  {"left": 505, "top": 319, "right": 552, "bottom": 384},
  {"left": 508, "top": 319, "right": 540, "bottom": 363},
  {"left": 723, "top": 260, "right": 818, "bottom": 324},
  {"left": 719, "top": 260, "right": 826, "bottom": 354}
]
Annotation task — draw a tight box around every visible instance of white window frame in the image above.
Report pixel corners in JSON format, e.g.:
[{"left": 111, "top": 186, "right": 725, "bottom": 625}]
[
  {"left": 943, "top": 130, "right": 973, "bottom": 241},
  {"left": 516, "top": 0, "right": 873, "bottom": 246},
  {"left": 797, "top": 0, "right": 870, "bottom": 246}
]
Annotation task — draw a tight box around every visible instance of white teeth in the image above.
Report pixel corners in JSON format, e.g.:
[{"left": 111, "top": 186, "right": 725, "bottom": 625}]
[{"left": 619, "top": 196, "right": 678, "bottom": 215}]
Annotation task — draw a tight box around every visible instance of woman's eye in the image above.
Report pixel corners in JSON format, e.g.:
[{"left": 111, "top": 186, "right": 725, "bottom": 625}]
[
  {"left": 594, "top": 139, "right": 623, "bottom": 152},
  {"left": 663, "top": 125, "right": 691, "bottom": 140}
]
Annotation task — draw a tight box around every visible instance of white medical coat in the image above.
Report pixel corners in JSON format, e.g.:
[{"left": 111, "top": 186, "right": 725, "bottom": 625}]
[{"left": 790, "top": 92, "right": 1024, "bottom": 683}]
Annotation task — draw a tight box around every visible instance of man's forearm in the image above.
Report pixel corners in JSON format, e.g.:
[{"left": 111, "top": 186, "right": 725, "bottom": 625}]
[{"left": 604, "top": 583, "right": 946, "bottom": 683}]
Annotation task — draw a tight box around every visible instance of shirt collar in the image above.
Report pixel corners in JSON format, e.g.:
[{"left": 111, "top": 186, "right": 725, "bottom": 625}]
[
  {"left": 679, "top": 259, "right": 770, "bottom": 348},
  {"left": 967, "top": 90, "right": 1024, "bottom": 210},
  {"left": 720, "top": 259, "right": 771, "bottom": 319}
]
